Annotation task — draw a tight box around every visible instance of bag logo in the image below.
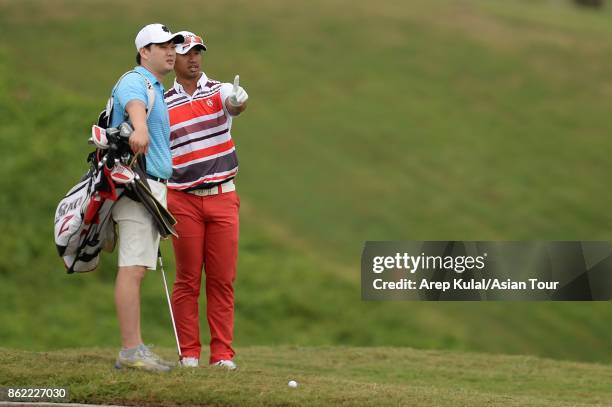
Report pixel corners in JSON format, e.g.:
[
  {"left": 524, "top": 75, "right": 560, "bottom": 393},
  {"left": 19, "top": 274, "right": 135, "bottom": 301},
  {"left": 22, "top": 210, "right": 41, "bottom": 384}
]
[{"left": 58, "top": 215, "right": 74, "bottom": 236}]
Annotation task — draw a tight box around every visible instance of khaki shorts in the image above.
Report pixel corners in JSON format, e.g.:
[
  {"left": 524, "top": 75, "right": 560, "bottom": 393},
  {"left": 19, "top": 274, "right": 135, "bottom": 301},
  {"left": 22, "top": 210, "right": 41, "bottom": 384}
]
[{"left": 111, "top": 180, "right": 167, "bottom": 270}]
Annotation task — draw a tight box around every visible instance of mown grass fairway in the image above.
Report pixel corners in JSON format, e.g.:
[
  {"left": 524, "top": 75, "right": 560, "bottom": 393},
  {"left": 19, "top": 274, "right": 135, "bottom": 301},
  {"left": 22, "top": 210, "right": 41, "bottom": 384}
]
[
  {"left": 1, "top": 346, "right": 611, "bottom": 406},
  {"left": 1, "top": 0, "right": 612, "bottom": 405}
]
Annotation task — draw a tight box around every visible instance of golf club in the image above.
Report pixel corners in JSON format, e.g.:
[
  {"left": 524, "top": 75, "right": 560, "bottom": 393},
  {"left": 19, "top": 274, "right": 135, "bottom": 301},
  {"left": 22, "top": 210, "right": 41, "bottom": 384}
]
[{"left": 158, "top": 249, "right": 181, "bottom": 360}]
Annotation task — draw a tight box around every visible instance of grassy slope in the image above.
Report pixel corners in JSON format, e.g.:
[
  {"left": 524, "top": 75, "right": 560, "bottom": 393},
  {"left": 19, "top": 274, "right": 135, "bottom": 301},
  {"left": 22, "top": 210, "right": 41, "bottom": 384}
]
[
  {"left": 1, "top": 346, "right": 611, "bottom": 406},
  {"left": 0, "top": 0, "right": 611, "bottom": 367}
]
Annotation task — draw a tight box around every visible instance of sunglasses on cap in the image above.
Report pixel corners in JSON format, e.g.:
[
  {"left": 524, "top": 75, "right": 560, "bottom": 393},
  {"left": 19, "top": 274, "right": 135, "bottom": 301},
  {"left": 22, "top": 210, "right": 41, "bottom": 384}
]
[{"left": 179, "top": 35, "right": 205, "bottom": 51}]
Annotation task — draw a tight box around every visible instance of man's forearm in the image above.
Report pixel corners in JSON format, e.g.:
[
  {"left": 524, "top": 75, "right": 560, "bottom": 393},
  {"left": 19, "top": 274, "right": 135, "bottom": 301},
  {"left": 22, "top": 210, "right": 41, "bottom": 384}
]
[{"left": 125, "top": 100, "right": 149, "bottom": 155}]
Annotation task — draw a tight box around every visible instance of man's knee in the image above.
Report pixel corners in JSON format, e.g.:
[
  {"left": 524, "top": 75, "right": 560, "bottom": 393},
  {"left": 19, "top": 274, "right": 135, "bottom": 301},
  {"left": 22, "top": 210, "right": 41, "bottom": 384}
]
[
  {"left": 118, "top": 265, "right": 147, "bottom": 282},
  {"left": 174, "top": 280, "right": 201, "bottom": 297},
  {"left": 206, "top": 271, "right": 236, "bottom": 289}
]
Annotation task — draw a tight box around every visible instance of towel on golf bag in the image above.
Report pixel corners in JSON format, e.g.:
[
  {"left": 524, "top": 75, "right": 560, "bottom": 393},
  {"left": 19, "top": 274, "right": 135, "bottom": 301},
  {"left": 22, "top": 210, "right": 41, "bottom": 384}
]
[{"left": 125, "top": 158, "right": 178, "bottom": 240}]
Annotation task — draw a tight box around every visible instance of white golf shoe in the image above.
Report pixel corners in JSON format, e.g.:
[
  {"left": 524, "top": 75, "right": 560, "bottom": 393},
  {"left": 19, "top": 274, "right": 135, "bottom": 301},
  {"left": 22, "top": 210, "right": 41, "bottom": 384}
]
[
  {"left": 212, "top": 359, "right": 237, "bottom": 370},
  {"left": 180, "top": 357, "right": 199, "bottom": 367}
]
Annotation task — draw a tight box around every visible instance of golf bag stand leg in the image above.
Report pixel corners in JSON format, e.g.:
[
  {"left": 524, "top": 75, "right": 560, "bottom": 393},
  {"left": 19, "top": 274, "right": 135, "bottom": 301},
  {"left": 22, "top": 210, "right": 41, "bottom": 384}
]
[{"left": 158, "top": 248, "right": 182, "bottom": 360}]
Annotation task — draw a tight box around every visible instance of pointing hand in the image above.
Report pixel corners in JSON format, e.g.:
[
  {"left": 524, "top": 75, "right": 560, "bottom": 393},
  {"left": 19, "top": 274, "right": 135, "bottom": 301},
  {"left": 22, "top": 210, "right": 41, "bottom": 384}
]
[{"left": 229, "top": 75, "right": 248, "bottom": 106}]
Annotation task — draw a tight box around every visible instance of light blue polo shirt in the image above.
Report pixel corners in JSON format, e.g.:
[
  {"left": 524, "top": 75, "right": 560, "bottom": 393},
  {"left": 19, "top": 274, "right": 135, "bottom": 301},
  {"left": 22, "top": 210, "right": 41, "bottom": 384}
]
[{"left": 111, "top": 66, "right": 172, "bottom": 179}]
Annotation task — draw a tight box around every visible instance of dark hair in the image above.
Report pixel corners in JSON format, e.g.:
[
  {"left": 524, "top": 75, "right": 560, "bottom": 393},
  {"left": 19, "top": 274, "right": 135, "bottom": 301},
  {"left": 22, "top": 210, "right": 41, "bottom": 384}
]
[{"left": 136, "top": 44, "right": 151, "bottom": 65}]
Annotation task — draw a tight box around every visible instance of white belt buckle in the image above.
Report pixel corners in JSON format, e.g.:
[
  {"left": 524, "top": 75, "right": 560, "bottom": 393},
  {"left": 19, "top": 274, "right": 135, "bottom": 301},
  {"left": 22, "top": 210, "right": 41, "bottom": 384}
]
[
  {"left": 191, "top": 188, "right": 216, "bottom": 196},
  {"left": 189, "top": 180, "right": 235, "bottom": 196}
]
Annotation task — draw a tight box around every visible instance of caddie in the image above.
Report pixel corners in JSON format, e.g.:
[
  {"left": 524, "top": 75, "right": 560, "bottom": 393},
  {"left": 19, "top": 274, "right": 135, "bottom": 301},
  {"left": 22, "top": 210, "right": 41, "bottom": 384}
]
[{"left": 110, "top": 23, "right": 184, "bottom": 372}]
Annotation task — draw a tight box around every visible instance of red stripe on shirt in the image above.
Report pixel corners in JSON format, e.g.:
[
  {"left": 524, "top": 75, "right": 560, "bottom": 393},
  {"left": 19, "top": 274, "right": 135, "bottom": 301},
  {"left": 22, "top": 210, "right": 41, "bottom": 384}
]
[
  {"left": 168, "top": 96, "right": 222, "bottom": 126},
  {"left": 172, "top": 139, "right": 235, "bottom": 166}
]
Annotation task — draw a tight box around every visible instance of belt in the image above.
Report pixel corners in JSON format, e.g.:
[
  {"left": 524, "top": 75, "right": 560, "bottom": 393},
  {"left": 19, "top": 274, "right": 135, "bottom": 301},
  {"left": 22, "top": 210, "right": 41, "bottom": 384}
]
[
  {"left": 146, "top": 174, "right": 168, "bottom": 184},
  {"left": 187, "top": 180, "right": 235, "bottom": 196}
]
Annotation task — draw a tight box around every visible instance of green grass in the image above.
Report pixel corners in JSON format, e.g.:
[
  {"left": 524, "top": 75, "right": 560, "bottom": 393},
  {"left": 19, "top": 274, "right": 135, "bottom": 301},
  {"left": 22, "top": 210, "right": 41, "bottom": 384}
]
[
  {"left": 1, "top": 346, "right": 611, "bottom": 406},
  {"left": 1, "top": 0, "right": 612, "bottom": 378}
]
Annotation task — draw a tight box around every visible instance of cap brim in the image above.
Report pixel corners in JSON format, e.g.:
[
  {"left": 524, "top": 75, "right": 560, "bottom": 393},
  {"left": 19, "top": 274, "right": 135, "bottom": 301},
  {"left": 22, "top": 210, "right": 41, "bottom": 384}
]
[
  {"left": 171, "top": 34, "right": 185, "bottom": 44},
  {"left": 149, "top": 33, "right": 184, "bottom": 46},
  {"left": 176, "top": 43, "right": 207, "bottom": 55}
]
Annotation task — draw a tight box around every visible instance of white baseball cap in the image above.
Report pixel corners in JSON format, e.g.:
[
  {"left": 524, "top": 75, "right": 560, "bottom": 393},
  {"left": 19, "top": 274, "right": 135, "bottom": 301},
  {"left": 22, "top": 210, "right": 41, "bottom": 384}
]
[
  {"left": 135, "top": 23, "right": 184, "bottom": 50},
  {"left": 175, "top": 31, "right": 207, "bottom": 55}
]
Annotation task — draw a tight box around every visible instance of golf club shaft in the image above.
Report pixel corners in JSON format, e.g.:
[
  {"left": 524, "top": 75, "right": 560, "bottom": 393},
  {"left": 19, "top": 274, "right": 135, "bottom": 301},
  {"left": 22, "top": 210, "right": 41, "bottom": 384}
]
[{"left": 158, "top": 253, "right": 182, "bottom": 359}]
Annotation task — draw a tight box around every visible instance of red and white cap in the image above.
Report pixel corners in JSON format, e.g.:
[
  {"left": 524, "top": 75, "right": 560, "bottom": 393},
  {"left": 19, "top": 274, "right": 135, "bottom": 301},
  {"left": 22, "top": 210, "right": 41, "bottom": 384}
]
[
  {"left": 175, "top": 31, "right": 207, "bottom": 55},
  {"left": 135, "top": 24, "right": 184, "bottom": 50}
]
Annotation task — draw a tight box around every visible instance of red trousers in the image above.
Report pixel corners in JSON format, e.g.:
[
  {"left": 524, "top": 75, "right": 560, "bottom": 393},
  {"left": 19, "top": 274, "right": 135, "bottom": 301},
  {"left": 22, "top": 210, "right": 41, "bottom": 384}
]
[{"left": 167, "top": 188, "right": 239, "bottom": 363}]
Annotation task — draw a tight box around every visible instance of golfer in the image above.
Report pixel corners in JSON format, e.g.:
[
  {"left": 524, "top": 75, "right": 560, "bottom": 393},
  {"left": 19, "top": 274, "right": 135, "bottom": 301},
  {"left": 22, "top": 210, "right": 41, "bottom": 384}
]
[
  {"left": 111, "top": 23, "right": 184, "bottom": 372},
  {"left": 164, "top": 30, "right": 248, "bottom": 369}
]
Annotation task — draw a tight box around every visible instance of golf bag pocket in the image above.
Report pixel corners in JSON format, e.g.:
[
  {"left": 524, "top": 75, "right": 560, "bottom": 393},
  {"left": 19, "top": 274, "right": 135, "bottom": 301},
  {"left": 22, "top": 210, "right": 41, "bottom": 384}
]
[
  {"left": 54, "top": 172, "right": 117, "bottom": 273},
  {"left": 55, "top": 177, "right": 91, "bottom": 257}
]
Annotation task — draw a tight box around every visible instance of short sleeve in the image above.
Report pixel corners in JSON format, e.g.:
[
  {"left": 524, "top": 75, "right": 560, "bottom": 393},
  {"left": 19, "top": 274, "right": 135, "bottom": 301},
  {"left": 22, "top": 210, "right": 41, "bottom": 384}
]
[
  {"left": 219, "top": 83, "right": 235, "bottom": 116},
  {"left": 115, "top": 72, "right": 148, "bottom": 109}
]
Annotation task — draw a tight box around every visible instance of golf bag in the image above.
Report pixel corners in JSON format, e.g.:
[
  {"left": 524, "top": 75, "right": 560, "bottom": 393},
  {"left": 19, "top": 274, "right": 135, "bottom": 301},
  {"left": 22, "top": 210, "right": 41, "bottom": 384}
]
[{"left": 54, "top": 165, "right": 119, "bottom": 273}]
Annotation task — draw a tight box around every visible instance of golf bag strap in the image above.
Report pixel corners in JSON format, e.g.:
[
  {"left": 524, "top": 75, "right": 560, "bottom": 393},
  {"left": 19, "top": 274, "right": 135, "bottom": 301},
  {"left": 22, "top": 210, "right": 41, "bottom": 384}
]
[{"left": 110, "top": 70, "right": 156, "bottom": 120}]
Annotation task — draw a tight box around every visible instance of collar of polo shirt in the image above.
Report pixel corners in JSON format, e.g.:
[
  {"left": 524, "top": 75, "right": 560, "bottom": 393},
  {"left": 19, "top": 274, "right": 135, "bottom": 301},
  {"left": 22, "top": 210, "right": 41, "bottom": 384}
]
[{"left": 174, "top": 72, "right": 208, "bottom": 94}]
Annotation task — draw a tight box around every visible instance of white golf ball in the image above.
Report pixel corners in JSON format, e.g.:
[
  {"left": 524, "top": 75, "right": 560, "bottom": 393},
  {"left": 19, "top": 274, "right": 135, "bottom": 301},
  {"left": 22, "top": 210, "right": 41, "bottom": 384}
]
[{"left": 288, "top": 380, "right": 298, "bottom": 388}]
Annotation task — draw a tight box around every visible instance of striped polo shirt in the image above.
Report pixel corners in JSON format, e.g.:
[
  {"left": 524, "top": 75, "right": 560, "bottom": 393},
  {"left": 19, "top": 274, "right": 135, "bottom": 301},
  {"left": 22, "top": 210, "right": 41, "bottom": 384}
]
[{"left": 164, "top": 72, "right": 238, "bottom": 190}]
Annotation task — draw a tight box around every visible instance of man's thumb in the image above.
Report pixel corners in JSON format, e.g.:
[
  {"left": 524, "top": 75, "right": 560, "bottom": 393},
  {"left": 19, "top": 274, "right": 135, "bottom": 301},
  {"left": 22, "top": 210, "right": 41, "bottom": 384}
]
[{"left": 233, "top": 75, "right": 240, "bottom": 94}]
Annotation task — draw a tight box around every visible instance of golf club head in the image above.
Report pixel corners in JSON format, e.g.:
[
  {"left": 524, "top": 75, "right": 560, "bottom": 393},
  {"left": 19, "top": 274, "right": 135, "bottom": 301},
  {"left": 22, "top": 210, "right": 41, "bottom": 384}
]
[
  {"left": 106, "top": 127, "right": 120, "bottom": 139},
  {"left": 90, "top": 125, "right": 109, "bottom": 149},
  {"left": 119, "top": 122, "right": 133, "bottom": 139},
  {"left": 110, "top": 163, "right": 135, "bottom": 184},
  {"left": 104, "top": 127, "right": 120, "bottom": 151}
]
